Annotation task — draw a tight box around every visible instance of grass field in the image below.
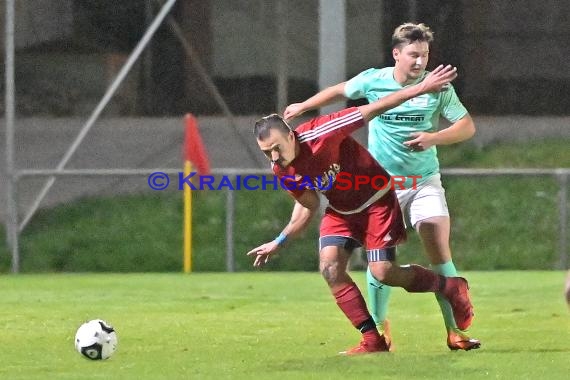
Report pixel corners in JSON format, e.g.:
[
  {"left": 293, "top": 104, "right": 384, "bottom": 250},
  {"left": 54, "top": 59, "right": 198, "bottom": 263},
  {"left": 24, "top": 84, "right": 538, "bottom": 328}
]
[{"left": 1, "top": 271, "right": 569, "bottom": 380}]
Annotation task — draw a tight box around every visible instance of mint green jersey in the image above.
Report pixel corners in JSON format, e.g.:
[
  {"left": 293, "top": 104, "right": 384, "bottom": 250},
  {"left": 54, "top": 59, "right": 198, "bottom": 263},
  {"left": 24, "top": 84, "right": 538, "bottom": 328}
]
[{"left": 344, "top": 67, "right": 468, "bottom": 187}]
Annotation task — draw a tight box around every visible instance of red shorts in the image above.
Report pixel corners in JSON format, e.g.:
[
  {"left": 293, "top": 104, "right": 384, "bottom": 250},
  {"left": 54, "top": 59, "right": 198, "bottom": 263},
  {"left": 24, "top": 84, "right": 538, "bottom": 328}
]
[{"left": 320, "top": 190, "right": 406, "bottom": 250}]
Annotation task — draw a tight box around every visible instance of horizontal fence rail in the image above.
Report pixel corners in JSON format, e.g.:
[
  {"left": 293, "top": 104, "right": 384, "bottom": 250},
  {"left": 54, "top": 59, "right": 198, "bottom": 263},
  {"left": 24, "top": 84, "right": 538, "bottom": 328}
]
[
  {"left": 5, "top": 168, "right": 570, "bottom": 272},
  {"left": 15, "top": 168, "right": 272, "bottom": 178},
  {"left": 15, "top": 168, "right": 570, "bottom": 178}
]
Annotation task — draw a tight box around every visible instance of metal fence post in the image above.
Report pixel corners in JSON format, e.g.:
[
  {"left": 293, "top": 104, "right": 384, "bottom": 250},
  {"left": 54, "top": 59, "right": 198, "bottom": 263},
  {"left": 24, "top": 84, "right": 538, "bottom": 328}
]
[
  {"left": 557, "top": 170, "right": 568, "bottom": 269},
  {"left": 225, "top": 180, "right": 235, "bottom": 272},
  {"left": 4, "top": 0, "right": 19, "bottom": 273}
]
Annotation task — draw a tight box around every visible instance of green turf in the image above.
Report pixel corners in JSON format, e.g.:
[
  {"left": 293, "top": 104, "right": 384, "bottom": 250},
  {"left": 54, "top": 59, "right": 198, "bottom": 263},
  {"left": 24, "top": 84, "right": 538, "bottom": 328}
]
[
  {"left": 0, "top": 271, "right": 568, "bottom": 380},
  {"left": 437, "top": 138, "right": 570, "bottom": 168}
]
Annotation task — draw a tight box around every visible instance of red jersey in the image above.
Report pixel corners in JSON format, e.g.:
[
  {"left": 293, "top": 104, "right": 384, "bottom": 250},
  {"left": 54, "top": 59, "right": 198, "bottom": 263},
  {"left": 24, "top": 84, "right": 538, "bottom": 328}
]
[{"left": 273, "top": 107, "right": 392, "bottom": 214}]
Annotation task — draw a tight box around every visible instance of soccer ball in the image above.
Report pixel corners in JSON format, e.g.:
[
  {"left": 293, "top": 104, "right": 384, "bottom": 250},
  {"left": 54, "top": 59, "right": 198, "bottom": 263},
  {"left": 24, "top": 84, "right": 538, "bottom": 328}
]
[{"left": 75, "top": 319, "right": 118, "bottom": 360}]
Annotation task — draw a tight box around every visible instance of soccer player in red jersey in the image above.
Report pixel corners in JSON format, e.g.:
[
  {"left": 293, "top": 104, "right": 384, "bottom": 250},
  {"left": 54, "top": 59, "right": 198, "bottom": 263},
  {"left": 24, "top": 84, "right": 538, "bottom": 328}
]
[
  {"left": 284, "top": 22, "right": 479, "bottom": 351},
  {"left": 247, "top": 65, "right": 474, "bottom": 354}
]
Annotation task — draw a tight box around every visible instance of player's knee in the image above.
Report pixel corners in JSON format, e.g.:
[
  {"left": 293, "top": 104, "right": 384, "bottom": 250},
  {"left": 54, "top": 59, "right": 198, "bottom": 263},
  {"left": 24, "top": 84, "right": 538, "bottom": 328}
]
[
  {"left": 319, "top": 260, "right": 344, "bottom": 286},
  {"left": 370, "top": 271, "right": 388, "bottom": 283},
  {"left": 368, "top": 261, "right": 393, "bottom": 283}
]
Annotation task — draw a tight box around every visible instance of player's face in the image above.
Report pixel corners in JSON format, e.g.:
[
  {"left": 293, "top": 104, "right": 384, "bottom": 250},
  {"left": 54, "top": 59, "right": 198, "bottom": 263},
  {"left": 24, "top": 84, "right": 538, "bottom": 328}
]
[
  {"left": 257, "top": 128, "right": 297, "bottom": 169},
  {"left": 393, "top": 41, "right": 430, "bottom": 84}
]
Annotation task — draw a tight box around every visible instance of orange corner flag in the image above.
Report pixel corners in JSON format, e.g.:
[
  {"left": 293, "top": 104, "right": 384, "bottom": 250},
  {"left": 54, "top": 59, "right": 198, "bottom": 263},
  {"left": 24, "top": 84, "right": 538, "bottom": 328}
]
[
  {"left": 183, "top": 114, "right": 210, "bottom": 175},
  {"left": 182, "top": 114, "right": 210, "bottom": 274}
]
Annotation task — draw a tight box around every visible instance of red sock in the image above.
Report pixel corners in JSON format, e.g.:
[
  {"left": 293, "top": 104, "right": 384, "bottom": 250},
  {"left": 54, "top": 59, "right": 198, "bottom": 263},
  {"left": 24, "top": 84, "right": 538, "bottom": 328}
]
[
  {"left": 403, "top": 264, "right": 444, "bottom": 293},
  {"left": 334, "top": 282, "right": 379, "bottom": 339}
]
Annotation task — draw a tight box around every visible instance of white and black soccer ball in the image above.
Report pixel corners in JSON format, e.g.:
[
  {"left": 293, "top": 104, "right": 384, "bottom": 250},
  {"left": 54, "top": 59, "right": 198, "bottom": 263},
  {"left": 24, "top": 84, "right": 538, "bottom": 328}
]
[{"left": 75, "top": 319, "right": 118, "bottom": 360}]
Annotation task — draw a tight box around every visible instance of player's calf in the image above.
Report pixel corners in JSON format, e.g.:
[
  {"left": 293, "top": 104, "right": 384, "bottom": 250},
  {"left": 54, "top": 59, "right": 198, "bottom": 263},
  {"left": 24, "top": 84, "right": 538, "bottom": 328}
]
[{"left": 440, "top": 277, "right": 474, "bottom": 331}]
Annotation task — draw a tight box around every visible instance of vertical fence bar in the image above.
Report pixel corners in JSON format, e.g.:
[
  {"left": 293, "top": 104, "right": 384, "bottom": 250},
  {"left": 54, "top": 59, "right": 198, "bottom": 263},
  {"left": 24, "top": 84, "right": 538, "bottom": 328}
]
[
  {"left": 558, "top": 171, "right": 568, "bottom": 269},
  {"left": 318, "top": 0, "right": 346, "bottom": 115},
  {"left": 225, "top": 181, "right": 235, "bottom": 272},
  {"left": 4, "top": 0, "right": 19, "bottom": 273},
  {"left": 408, "top": 0, "right": 418, "bottom": 21},
  {"left": 183, "top": 161, "right": 193, "bottom": 273},
  {"left": 18, "top": 0, "right": 179, "bottom": 233},
  {"left": 275, "top": 0, "right": 288, "bottom": 113}
]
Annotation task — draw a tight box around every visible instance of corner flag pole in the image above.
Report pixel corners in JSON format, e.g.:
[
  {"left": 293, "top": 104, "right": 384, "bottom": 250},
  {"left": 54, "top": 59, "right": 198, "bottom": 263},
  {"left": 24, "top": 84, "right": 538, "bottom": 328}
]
[
  {"left": 183, "top": 159, "right": 192, "bottom": 273},
  {"left": 183, "top": 114, "right": 210, "bottom": 273}
]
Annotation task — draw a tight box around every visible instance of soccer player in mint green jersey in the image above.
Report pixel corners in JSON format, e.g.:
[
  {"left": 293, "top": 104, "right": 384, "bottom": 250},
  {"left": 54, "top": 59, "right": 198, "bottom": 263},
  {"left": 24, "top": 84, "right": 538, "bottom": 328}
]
[{"left": 284, "top": 22, "right": 479, "bottom": 351}]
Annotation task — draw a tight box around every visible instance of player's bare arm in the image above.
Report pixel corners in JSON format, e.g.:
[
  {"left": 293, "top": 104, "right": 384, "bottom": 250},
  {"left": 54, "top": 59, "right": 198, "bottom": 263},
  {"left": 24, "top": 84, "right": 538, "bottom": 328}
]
[
  {"left": 247, "top": 191, "right": 319, "bottom": 267},
  {"left": 283, "top": 82, "right": 347, "bottom": 121},
  {"left": 404, "top": 114, "right": 475, "bottom": 151},
  {"left": 358, "top": 65, "right": 457, "bottom": 123}
]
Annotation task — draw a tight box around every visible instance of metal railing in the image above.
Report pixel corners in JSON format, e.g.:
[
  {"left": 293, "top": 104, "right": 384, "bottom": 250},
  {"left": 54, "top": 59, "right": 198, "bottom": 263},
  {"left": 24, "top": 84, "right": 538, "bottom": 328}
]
[{"left": 5, "top": 167, "right": 569, "bottom": 273}]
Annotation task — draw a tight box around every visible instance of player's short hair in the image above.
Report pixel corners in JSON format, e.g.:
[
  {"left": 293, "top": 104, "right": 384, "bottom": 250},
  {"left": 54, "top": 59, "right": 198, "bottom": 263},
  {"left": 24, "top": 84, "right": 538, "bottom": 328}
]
[
  {"left": 253, "top": 114, "right": 293, "bottom": 140},
  {"left": 391, "top": 22, "right": 434, "bottom": 49}
]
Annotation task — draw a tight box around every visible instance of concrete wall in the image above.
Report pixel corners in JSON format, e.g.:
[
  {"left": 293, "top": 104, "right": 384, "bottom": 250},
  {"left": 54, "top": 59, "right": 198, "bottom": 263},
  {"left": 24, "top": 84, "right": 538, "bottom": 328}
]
[
  {"left": 3, "top": 1, "right": 568, "bottom": 116},
  {"left": 0, "top": 0, "right": 73, "bottom": 50},
  {"left": 211, "top": 0, "right": 318, "bottom": 79},
  {"left": 210, "top": 0, "right": 385, "bottom": 81},
  {"left": 461, "top": 1, "right": 570, "bottom": 114}
]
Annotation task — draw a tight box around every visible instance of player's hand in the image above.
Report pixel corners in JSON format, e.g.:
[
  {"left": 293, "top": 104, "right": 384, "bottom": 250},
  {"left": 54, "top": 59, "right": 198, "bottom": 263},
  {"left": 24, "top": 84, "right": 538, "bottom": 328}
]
[
  {"left": 283, "top": 103, "right": 305, "bottom": 121},
  {"left": 247, "top": 241, "right": 280, "bottom": 267},
  {"left": 404, "top": 132, "right": 435, "bottom": 151},
  {"left": 420, "top": 64, "right": 457, "bottom": 93}
]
